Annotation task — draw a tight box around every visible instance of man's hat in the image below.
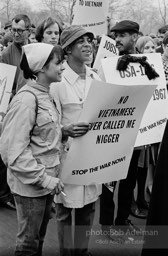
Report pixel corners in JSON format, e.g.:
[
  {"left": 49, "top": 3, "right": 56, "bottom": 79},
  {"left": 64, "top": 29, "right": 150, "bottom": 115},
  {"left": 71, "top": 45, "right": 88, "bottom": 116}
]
[
  {"left": 60, "top": 25, "right": 94, "bottom": 49},
  {"left": 110, "top": 20, "right": 139, "bottom": 33},
  {"left": 4, "top": 20, "right": 12, "bottom": 30}
]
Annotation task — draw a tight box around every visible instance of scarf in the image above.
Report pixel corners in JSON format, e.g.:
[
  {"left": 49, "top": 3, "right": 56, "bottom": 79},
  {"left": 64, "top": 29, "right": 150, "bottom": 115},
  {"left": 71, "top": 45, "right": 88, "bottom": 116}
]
[{"left": 116, "top": 54, "right": 159, "bottom": 80}]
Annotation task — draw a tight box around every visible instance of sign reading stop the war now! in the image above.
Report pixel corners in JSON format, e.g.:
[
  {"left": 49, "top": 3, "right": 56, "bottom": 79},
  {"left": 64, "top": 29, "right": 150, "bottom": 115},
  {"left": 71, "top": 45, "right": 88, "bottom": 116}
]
[
  {"left": 101, "top": 53, "right": 168, "bottom": 147},
  {"left": 61, "top": 80, "right": 157, "bottom": 185}
]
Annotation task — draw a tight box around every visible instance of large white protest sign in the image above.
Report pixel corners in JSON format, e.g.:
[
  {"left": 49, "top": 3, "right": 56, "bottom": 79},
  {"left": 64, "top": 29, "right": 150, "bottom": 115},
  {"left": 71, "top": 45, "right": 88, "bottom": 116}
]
[
  {"left": 61, "top": 80, "right": 157, "bottom": 185},
  {"left": 101, "top": 53, "right": 168, "bottom": 147},
  {"left": 93, "top": 35, "right": 118, "bottom": 72},
  {"left": 0, "top": 63, "right": 16, "bottom": 121},
  {"left": 72, "top": 0, "right": 107, "bottom": 36}
]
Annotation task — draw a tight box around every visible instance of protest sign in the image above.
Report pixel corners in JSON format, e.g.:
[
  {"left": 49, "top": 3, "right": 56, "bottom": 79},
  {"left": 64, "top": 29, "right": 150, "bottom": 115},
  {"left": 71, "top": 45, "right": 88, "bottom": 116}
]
[
  {"left": 72, "top": 0, "right": 107, "bottom": 36},
  {"left": 61, "top": 80, "right": 157, "bottom": 185},
  {"left": 101, "top": 53, "right": 168, "bottom": 146},
  {"left": 0, "top": 63, "right": 16, "bottom": 122},
  {"left": 93, "top": 35, "right": 118, "bottom": 72}
]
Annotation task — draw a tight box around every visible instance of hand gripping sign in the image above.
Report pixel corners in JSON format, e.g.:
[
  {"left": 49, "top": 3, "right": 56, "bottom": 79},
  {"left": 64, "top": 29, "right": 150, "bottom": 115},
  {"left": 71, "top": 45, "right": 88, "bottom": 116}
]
[
  {"left": 60, "top": 80, "right": 157, "bottom": 185},
  {"left": 101, "top": 53, "right": 168, "bottom": 147}
]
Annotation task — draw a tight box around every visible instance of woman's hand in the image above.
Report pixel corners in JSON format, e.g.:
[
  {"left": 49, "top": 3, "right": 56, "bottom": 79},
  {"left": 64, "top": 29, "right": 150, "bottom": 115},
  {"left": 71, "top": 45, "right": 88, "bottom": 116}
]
[{"left": 62, "top": 122, "right": 89, "bottom": 139}]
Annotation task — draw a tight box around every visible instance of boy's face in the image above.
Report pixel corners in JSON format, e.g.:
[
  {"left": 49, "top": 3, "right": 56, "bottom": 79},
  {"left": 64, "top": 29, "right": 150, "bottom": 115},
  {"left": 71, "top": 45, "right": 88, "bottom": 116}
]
[{"left": 70, "top": 35, "right": 93, "bottom": 63}]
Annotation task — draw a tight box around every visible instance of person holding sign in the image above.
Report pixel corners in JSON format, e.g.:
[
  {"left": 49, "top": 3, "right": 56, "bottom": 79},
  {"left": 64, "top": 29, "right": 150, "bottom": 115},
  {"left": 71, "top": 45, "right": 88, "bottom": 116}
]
[
  {"left": 100, "top": 20, "right": 143, "bottom": 239},
  {"left": 0, "top": 43, "right": 65, "bottom": 256},
  {"left": 50, "top": 25, "right": 101, "bottom": 256}
]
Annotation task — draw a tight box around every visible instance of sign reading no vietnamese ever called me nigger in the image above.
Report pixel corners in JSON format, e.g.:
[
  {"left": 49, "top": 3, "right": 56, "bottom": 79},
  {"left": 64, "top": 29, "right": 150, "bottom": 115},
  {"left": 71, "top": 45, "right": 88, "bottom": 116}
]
[{"left": 61, "top": 80, "right": 157, "bottom": 185}]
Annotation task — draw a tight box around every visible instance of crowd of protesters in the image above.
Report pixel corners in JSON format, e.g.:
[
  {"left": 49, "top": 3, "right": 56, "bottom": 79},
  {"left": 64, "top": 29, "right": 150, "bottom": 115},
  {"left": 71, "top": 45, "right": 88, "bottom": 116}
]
[{"left": 0, "top": 13, "right": 168, "bottom": 256}]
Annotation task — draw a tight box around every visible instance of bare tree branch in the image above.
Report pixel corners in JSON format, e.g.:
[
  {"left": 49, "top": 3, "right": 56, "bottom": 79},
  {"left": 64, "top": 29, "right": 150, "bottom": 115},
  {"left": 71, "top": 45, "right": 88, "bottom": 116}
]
[{"left": 158, "top": 0, "right": 167, "bottom": 25}]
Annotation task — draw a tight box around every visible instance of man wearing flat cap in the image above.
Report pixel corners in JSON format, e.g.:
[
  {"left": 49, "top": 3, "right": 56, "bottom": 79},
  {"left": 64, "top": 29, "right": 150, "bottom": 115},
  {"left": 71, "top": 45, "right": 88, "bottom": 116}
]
[
  {"left": 110, "top": 20, "right": 139, "bottom": 55},
  {"left": 99, "top": 19, "right": 144, "bottom": 241},
  {"left": 50, "top": 25, "right": 101, "bottom": 256}
]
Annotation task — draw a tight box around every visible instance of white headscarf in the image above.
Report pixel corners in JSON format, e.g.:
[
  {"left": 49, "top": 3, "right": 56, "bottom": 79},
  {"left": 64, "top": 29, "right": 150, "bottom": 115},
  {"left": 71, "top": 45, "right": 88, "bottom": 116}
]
[{"left": 22, "top": 43, "right": 54, "bottom": 73}]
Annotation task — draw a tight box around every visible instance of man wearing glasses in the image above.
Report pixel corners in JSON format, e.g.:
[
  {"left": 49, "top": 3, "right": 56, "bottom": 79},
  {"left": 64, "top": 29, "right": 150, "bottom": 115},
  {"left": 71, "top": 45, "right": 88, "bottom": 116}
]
[
  {"left": 1, "top": 14, "right": 31, "bottom": 94},
  {"left": 0, "top": 14, "right": 31, "bottom": 212}
]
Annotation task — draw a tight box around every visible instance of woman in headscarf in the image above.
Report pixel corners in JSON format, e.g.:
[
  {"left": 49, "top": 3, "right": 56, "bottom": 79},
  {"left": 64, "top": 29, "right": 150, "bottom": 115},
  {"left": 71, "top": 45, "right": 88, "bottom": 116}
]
[{"left": 0, "top": 43, "right": 65, "bottom": 256}]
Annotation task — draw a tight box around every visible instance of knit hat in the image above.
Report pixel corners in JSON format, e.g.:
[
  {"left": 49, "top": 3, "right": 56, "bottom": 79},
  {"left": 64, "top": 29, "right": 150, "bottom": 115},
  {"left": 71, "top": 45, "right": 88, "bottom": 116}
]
[
  {"left": 22, "top": 43, "right": 54, "bottom": 73},
  {"left": 60, "top": 25, "right": 94, "bottom": 49}
]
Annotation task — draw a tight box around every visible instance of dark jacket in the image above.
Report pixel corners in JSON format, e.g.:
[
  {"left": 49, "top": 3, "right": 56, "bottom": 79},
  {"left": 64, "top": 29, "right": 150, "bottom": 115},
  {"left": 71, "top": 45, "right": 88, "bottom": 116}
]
[
  {"left": 141, "top": 121, "right": 168, "bottom": 256},
  {"left": 1, "top": 42, "right": 27, "bottom": 93}
]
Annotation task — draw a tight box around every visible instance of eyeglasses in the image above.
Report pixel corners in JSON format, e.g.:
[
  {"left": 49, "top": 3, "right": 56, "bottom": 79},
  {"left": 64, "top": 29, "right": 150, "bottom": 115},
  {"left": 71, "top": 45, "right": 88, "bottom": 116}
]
[{"left": 11, "top": 28, "right": 28, "bottom": 35}]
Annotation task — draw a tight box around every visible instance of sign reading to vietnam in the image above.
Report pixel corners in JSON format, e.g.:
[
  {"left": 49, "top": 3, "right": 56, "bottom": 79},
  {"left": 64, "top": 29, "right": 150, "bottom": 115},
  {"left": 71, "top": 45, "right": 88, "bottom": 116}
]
[
  {"left": 0, "top": 63, "right": 16, "bottom": 122},
  {"left": 72, "top": 0, "right": 107, "bottom": 36},
  {"left": 61, "top": 80, "right": 157, "bottom": 185},
  {"left": 93, "top": 35, "right": 118, "bottom": 73},
  {"left": 101, "top": 53, "right": 168, "bottom": 147}
]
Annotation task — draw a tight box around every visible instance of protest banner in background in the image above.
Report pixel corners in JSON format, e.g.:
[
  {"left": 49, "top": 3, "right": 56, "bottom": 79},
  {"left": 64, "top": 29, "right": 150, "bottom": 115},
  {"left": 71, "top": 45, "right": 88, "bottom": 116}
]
[
  {"left": 72, "top": 0, "right": 107, "bottom": 36},
  {"left": 101, "top": 53, "right": 168, "bottom": 147},
  {"left": 0, "top": 63, "right": 16, "bottom": 121},
  {"left": 93, "top": 35, "right": 118, "bottom": 72},
  {"left": 61, "top": 80, "right": 157, "bottom": 185}
]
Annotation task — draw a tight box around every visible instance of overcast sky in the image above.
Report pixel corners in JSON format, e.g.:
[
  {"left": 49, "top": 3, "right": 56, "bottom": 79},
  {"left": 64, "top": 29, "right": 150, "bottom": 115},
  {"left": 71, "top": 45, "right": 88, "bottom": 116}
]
[{"left": 24, "top": 0, "right": 44, "bottom": 10}]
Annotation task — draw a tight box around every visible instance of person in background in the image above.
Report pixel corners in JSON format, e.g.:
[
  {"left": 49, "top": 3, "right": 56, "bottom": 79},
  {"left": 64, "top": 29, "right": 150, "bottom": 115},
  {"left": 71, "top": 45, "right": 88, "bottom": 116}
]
[
  {"left": 0, "top": 42, "right": 65, "bottom": 256},
  {"left": 156, "top": 25, "right": 168, "bottom": 54},
  {"left": 141, "top": 120, "right": 168, "bottom": 256},
  {"left": 153, "top": 37, "right": 160, "bottom": 47},
  {"left": 50, "top": 25, "right": 101, "bottom": 256},
  {"left": 1, "top": 14, "right": 31, "bottom": 93},
  {"left": 3, "top": 31, "right": 13, "bottom": 47},
  {"left": 162, "top": 34, "right": 168, "bottom": 89},
  {"left": 28, "top": 24, "right": 37, "bottom": 43},
  {"left": 3, "top": 20, "right": 12, "bottom": 33},
  {"left": 100, "top": 20, "right": 142, "bottom": 242},
  {"left": 35, "top": 17, "right": 62, "bottom": 45},
  {"left": 0, "top": 14, "right": 31, "bottom": 212},
  {"left": 130, "top": 36, "right": 156, "bottom": 219},
  {"left": 149, "top": 33, "right": 156, "bottom": 40},
  {"left": 136, "top": 35, "right": 156, "bottom": 54}
]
